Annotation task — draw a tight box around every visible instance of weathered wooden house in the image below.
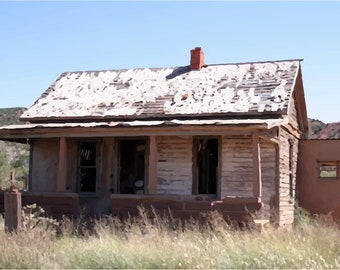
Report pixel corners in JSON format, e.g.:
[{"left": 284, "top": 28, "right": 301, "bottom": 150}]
[{"left": 0, "top": 48, "right": 308, "bottom": 226}]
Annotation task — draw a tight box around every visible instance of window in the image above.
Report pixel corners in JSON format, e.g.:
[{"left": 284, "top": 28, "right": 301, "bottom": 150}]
[
  {"left": 78, "top": 142, "right": 97, "bottom": 193},
  {"left": 194, "top": 138, "right": 219, "bottom": 195},
  {"left": 319, "top": 161, "right": 339, "bottom": 179}
]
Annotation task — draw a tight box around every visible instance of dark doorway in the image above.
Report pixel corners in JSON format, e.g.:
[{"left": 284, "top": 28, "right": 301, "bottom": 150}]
[
  {"left": 195, "top": 138, "right": 218, "bottom": 194},
  {"left": 78, "top": 142, "right": 97, "bottom": 193},
  {"left": 118, "top": 139, "right": 146, "bottom": 194}
]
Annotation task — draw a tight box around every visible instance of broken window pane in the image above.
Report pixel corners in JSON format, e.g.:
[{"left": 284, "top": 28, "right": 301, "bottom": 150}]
[
  {"left": 79, "top": 142, "right": 97, "bottom": 192},
  {"left": 80, "top": 142, "right": 96, "bottom": 166}
]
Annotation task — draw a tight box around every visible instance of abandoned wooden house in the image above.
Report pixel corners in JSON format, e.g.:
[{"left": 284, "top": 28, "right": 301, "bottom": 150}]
[{"left": 0, "top": 47, "right": 309, "bottom": 226}]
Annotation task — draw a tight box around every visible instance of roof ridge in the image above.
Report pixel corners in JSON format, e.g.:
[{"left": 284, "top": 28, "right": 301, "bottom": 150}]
[
  {"left": 59, "top": 59, "right": 303, "bottom": 75},
  {"left": 207, "top": 58, "right": 303, "bottom": 67}
]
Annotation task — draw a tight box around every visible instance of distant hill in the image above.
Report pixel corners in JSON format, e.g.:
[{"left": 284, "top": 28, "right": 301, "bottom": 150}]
[
  {"left": 0, "top": 107, "right": 29, "bottom": 188},
  {"left": 0, "top": 107, "right": 27, "bottom": 126},
  {"left": 308, "top": 119, "right": 340, "bottom": 139},
  {"left": 0, "top": 107, "right": 28, "bottom": 162}
]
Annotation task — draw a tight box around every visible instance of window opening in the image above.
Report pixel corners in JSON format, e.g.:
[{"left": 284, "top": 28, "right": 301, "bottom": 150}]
[
  {"left": 319, "top": 161, "right": 338, "bottom": 179},
  {"left": 195, "top": 138, "right": 218, "bottom": 194},
  {"left": 119, "top": 139, "right": 146, "bottom": 194},
  {"left": 78, "top": 142, "right": 97, "bottom": 193}
]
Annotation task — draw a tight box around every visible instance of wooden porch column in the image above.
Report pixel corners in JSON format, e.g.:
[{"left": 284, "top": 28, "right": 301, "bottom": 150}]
[
  {"left": 252, "top": 132, "right": 262, "bottom": 197},
  {"left": 4, "top": 188, "right": 21, "bottom": 232},
  {"left": 148, "top": 136, "right": 158, "bottom": 194},
  {"left": 57, "top": 137, "right": 67, "bottom": 192}
]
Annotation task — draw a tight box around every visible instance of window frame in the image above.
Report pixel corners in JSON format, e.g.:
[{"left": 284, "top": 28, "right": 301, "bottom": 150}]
[
  {"left": 318, "top": 160, "right": 339, "bottom": 180},
  {"left": 77, "top": 140, "right": 100, "bottom": 194}
]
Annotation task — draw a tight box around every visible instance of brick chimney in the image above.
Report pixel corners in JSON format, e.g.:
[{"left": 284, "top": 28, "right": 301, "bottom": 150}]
[{"left": 190, "top": 47, "right": 205, "bottom": 70}]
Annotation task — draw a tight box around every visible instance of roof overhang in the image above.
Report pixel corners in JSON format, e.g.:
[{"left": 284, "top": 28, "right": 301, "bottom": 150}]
[{"left": 0, "top": 118, "right": 288, "bottom": 142}]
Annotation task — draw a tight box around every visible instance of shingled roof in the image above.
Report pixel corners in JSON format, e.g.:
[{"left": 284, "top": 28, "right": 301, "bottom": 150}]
[{"left": 21, "top": 58, "right": 302, "bottom": 123}]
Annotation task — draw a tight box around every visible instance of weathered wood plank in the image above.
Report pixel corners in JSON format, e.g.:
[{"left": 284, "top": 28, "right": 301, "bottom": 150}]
[
  {"left": 148, "top": 136, "right": 158, "bottom": 194},
  {"left": 252, "top": 133, "right": 262, "bottom": 197},
  {"left": 157, "top": 136, "right": 192, "bottom": 195},
  {"left": 277, "top": 127, "right": 299, "bottom": 225},
  {"left": 57, "top": 137, "right": 67, "bottom": 192}
]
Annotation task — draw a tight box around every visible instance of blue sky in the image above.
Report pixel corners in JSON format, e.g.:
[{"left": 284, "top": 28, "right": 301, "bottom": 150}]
[{"left": 1, "top": 1, "right": 339, "bottom": 123}]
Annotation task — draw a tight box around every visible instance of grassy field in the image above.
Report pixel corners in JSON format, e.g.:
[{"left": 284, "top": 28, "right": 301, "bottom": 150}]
[{"left": 0, "top": 206, "right": 340, "bottom": 269}]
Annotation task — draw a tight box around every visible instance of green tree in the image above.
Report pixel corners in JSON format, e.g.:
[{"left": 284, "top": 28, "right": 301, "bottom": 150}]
[
  {"left": 0, "top": 151, "right": 10, "bottom": 188},
  {"left": 10, "top": 151, "right": 29, "bottom": 189}
]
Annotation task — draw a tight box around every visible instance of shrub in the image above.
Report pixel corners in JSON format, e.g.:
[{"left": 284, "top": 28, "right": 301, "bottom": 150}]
[{"left": 294, "top": 205, "right": 319, "bottom": 228}]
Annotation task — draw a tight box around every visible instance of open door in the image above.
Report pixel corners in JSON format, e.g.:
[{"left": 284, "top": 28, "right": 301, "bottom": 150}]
[
  {"left": 118, "top": 139, "right": 146, "bottom": 194},
  {"left": 194, "top": 138, "right": 218, "bottom": 194}
]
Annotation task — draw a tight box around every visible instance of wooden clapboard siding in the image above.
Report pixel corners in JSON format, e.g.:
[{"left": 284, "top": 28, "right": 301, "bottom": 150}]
[
  {"left": 157, "top": 136, "right": 193, "bottom": 195},
  {"left": 221, "top": 135, "right": 276, "bottom": 203},
  {"left": 260, "top": 142, "right": 276, "bottom": 206},
  {"left": 278, "top": 128, "right": 299, "bottom": 226},
  {"left": 148, "top": 136, "right": 158, "bottom": 194},
  {"left": 288, "top": 94, "right": 299, "bottom": 130},
  {"left": 103, "top": 137, "right": 116, "bottom": 193},
  {"left": 31, "top": 138, "right": 59, "bottom": 192},
  {"left": 252, "top": 133, "right": 261, "bottom": 197},
  {"left": 221, "top": 136, "right": 253, "bottom": 198},
  {"left": 100, "top": 137, "right": 115, "bottom": 194},
  {"left": 57, "top": 137, "right": 67, "bottom": 191}
]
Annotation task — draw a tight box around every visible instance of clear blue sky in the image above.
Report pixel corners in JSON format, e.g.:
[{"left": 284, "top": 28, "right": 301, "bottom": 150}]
[{"left": 1, "top": 1, "right": 339, "bottom": 123}]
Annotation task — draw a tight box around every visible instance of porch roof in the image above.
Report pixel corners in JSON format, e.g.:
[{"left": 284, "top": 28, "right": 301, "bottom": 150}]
[{"left": 0, "top": 117, "right": 287, "bottom": 141}]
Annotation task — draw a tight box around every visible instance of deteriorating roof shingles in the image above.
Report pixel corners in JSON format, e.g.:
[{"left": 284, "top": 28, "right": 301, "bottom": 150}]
[{"left": 21, "top": 60, "right": 301, "bottom": 121}]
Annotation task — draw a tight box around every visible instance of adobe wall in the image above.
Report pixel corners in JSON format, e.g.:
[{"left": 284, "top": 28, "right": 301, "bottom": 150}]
[{"left": 298, "top": 139, "right": 340, "bottom": 221}]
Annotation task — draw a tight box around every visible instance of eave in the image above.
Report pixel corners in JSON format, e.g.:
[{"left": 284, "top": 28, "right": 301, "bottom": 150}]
[
  {"left": 20, "top": 111, "right": 286, "bottom": 124},
  {"left": 0, "top": 118, "right": 289, "bottom": 142}
]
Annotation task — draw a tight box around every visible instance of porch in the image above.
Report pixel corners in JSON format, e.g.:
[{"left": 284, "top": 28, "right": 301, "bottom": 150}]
[
  {"left": 110, "top": 194, "right": 262, "bottom": 223},
  {"left": 0, "top": 191, "right": 79, "bottom": 218},
  {"left": 0, "top": 121, "right": 296, "bottom": 225},
  {"left": 0, "top": 190, "right": 262, "bottom": 223}
]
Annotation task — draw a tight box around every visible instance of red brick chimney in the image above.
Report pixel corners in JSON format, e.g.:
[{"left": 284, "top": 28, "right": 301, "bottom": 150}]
[{"left": 190, "top": 47, "right": 205, "bottom": 70}]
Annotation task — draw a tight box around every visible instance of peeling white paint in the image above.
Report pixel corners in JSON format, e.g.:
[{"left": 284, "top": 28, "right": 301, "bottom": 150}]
[{"left": 21, "top": 60, "right": 300, "bottom": 119}]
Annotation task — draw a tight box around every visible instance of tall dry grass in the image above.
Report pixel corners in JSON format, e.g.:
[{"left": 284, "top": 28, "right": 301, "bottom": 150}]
[{"left": 0, "top": 205, "right": 340, "bottom": 269}]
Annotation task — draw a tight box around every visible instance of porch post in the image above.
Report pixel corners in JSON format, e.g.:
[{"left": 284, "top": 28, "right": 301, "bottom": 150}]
[
  {"left": 148, "top": 136, "right": 158, "bottom": 194},
  {"left": 252, "top": 132, "right": 262, "bottom": 197},
  {"left": 57, "top": 137, "right": 67, "bottom": 192}
]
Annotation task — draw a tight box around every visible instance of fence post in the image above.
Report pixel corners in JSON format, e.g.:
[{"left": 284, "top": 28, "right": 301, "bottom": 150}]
[{"left": 4, "top": 171, "right": 22, "bottom": 233}]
